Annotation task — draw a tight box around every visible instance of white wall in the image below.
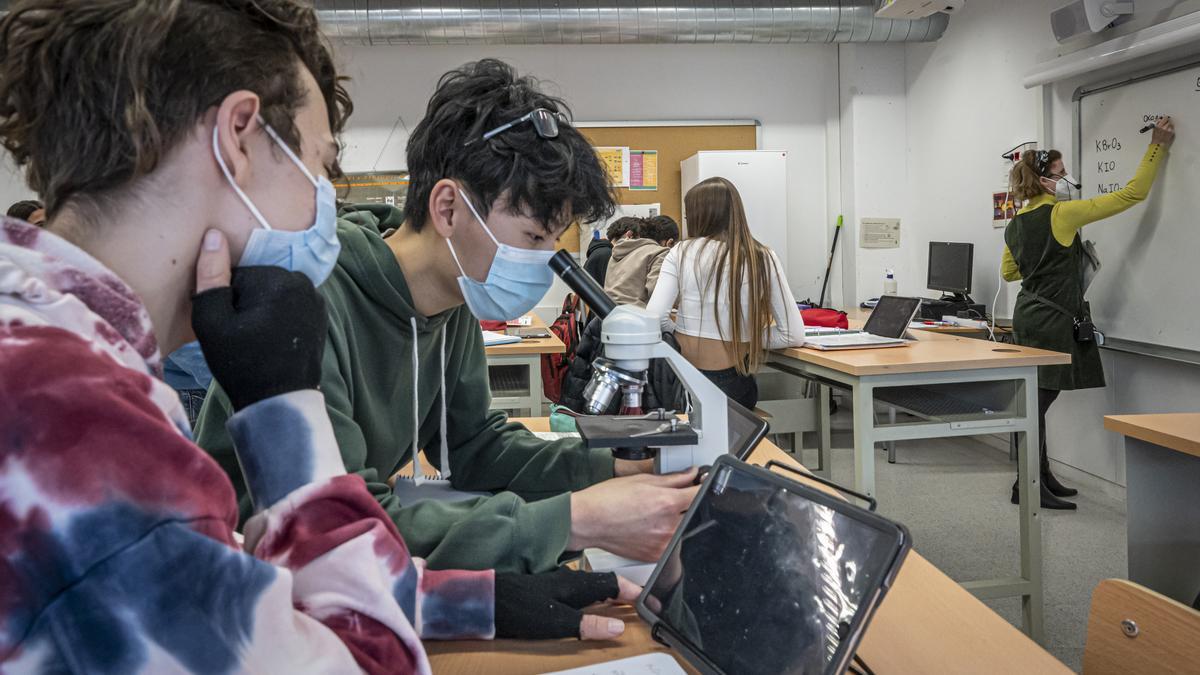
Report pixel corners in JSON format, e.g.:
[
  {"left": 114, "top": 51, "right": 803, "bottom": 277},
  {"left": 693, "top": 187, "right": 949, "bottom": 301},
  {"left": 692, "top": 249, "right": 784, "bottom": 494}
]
[
  {"left": 0, "top": 159, "right": 39, "bottom": 217},
  {"left": 837, "top": 44, "right": 909, "bottom": 304},
  {"left": 334, "top": 44, "right": 837, "bottom": 316},
  {"left": 898, "top": 0, "right": 1047, "bottom": 312}
]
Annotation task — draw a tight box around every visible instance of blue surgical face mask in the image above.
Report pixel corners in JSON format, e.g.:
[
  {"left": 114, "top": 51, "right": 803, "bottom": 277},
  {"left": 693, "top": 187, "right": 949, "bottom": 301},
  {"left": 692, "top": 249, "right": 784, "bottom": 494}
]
[
  {"left": 446, "top": 188, "right": 555, "bottom": 321},
  {"left": 212, "top": 117, "right": 340, "bottom": 287}
]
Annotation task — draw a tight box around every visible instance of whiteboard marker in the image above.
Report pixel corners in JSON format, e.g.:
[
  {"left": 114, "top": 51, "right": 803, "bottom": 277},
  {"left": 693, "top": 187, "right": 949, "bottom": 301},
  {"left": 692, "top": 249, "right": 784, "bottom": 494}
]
[{"left": 1140, "top": 116, "right": 1165, "bottom": 133}]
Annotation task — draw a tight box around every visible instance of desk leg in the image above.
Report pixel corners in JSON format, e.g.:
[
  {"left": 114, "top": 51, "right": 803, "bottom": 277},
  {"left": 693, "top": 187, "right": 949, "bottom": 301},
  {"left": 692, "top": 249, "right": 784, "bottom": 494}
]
[
  {"left": 852, "top": 384, "right": 876, "bottom": 500},
  {"left": 815, "top": 384, "right": 832, "bottom": 479},
  {"left": 886, "top": 407, "right": 897, "bottom": 464},
  {"left": 1017, "top": 374, "right": 1044, "bottom": 643},
  {"left": 526, "top": 355, "right": 544, "bottom": 417}
]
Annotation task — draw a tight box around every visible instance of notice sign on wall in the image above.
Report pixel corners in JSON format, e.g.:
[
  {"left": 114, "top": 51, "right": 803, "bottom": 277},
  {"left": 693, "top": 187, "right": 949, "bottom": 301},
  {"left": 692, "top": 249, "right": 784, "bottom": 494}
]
[
  {"left": 859, "top": 218, "right": 901, "bottom": 249},
  {"left": 595, "top": 146, "right": 630, "bottom": 188},
  {"left": 993, "top": 191, "right": 1021, "bottom": 226},
  {"left": 332, "top": 171, "right": 409, "bottom": 210},
  {"left": 629, "top": 150, "right": 658, "bottom": 191}
]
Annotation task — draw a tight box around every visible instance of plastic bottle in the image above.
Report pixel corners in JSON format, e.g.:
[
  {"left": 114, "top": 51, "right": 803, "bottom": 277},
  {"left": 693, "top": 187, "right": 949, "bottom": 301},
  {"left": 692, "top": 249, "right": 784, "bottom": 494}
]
[{"left": 883, "top": 269, "right": 897, "bottom": 296}]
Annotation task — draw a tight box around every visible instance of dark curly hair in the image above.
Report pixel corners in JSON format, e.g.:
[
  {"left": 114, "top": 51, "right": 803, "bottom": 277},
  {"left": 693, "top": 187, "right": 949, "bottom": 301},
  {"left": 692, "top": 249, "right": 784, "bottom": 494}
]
[
  {"left": 0, "top": 0, "right": 353, "bottom": 218},
  {"left": 6, "top": 198, "right": 41, "bottom": 221},
  {"left": 606, "top": 216, "right": 643, "bottom": 241},
  {"left": 640, "top": 214, "right": 679, "bottom": 244},
  {"left": 403, "top": 59, "right": 615, "bottom": 233}
]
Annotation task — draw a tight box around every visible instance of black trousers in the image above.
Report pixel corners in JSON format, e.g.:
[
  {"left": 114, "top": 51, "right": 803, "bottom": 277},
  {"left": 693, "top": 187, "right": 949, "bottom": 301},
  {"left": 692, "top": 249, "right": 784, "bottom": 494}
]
[
  {"left": 1016, "top": 388, "right": 1061, "bottom": 481},
  {"left": 1038, "top": 387, "right": 1061, "bottom": 459},
  {"left": 701, "top": 367, "right": 759, "bottom": 411}
]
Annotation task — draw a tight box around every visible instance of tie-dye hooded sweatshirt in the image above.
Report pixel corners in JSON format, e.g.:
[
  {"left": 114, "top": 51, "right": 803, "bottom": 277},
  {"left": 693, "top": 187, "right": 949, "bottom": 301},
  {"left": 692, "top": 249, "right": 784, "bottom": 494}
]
[{"left": 0, "top": 220, "right": 494, "bottom": 674}]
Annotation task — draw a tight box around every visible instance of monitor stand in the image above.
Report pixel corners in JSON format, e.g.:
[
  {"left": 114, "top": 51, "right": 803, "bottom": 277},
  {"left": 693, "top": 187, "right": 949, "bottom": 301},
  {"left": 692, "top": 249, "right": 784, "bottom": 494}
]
[
  {"left": 939, "top": 292, "right": 976, "bottom": 304},
  {"left": 919, "top": 293, "right": 986, "bottom": 321}
]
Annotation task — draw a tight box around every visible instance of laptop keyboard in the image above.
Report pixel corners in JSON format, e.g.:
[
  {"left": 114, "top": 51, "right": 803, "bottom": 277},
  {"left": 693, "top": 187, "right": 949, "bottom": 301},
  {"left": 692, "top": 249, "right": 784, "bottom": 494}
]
[{"left": 807, "top": 333, "right": 900, "bottom": 346}]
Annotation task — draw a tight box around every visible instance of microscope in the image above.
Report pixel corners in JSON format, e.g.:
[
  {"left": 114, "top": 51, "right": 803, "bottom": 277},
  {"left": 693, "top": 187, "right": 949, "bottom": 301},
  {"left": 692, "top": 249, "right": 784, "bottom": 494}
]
[{"left": 550, "top": 250, "right": 733, "bottom": 474}]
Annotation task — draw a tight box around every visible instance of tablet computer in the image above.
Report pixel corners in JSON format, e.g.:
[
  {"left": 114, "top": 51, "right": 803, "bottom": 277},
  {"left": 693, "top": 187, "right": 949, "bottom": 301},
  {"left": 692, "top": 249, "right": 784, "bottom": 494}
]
[
  {"left": 727, "top": 398, "right": 770, "bottom": 461},
  {"left": 637, "top": 456, "right": 911, "bottom": 675}
]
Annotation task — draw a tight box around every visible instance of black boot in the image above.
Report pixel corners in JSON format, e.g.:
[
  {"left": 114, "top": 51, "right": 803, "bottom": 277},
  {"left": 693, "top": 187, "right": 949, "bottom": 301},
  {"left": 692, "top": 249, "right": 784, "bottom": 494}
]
[
  {"left": 1040, "top": 451, "right": 1078, "bottom": 498},
  {"left": 1011, "top": 479, "right": 1077, "bottom": 510}
]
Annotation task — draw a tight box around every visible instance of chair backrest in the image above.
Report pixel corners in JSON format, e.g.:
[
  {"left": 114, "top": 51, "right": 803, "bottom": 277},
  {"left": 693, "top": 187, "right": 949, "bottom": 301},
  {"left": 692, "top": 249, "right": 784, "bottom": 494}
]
[{"left": 1083, "top": 579, "right": 1200, "bottom": 674}]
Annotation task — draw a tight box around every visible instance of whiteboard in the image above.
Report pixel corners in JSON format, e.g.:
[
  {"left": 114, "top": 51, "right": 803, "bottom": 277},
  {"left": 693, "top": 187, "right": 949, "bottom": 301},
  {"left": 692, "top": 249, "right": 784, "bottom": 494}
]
[{"left": 1076, "top": 62, "right": 1200, "bottom": 355}]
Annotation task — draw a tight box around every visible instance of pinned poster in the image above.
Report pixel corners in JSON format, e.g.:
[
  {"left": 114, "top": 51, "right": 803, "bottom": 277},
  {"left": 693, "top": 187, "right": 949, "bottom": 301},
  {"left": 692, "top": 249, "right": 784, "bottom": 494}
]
[
  {"left": 629, "top": 150, "right": 659, "bottom": 191},
  {"left": 595, "top": 146, "right": 630, "bottom": 188},
  {"left": 993, "top": 191, "right": 1021, "bottom": 225}
]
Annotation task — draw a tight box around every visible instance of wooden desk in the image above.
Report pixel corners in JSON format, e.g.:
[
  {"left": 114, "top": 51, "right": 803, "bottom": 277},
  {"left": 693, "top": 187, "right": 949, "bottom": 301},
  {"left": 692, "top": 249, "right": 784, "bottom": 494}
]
[
  {"left": 1105, "top": 413, "right": 1200, "bottom": 605},
  {"left": 425, "top": 418, "right": 1070, "bottom": 675},
  {"left": 770, "top": 325, "right": 1071, "bottom": 641},
  {"left": 485, "top": 314, "right": 565, "bottom": 416}
]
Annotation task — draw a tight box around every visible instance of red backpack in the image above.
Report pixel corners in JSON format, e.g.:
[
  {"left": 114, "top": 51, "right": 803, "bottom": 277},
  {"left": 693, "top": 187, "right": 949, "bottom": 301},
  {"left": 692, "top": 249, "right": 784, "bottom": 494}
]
[
  {"left": 801, "top": 307, "right": 849, "bottom": 329},
  {"left": 542, "top": 293, "right": 583, "bottom": 403}
]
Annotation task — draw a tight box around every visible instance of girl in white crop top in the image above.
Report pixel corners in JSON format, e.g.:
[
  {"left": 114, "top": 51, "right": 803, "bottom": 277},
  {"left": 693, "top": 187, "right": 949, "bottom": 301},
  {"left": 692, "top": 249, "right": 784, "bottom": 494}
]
[
  {"left": 645, "top": 178, "right": 804, "bottom": 408},
  {"left": 646, "top": 239, "right": 804, "bottom": 348}
]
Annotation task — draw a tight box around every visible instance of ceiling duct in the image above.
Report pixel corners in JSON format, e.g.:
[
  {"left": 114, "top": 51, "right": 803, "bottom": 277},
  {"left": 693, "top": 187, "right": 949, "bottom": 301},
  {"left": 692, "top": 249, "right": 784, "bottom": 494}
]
[{"left": 315, "top": 1, "right": 950, "bottom": 45}]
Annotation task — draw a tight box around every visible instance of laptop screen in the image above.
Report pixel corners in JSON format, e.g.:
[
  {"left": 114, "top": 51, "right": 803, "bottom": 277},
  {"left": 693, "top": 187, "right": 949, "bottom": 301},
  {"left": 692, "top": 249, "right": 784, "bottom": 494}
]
[
  {"left": 862, "top": 295, "right": 921, "bottom": 338},
  {"left": 642, "top": 462, "right": 907, "bottom": 674}
]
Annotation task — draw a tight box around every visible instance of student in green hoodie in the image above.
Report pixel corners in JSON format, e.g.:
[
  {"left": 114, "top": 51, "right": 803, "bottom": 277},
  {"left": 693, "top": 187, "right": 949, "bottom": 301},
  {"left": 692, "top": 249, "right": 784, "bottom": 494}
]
[{"left": 196, "top": 59, "right": 700, "bottom": 574}]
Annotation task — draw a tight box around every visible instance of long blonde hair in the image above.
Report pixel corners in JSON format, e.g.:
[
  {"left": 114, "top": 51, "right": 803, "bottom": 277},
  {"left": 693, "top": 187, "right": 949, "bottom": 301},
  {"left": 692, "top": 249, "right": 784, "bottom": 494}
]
[{"left": 684, "top": 177, "right": 781, "bottom": 376}]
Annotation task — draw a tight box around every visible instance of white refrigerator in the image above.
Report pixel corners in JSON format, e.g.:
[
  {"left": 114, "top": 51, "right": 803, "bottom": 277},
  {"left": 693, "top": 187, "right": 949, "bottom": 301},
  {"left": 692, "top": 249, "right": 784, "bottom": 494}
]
[{"left": 680, "top": 150, "right": 789, "bottom": 273}]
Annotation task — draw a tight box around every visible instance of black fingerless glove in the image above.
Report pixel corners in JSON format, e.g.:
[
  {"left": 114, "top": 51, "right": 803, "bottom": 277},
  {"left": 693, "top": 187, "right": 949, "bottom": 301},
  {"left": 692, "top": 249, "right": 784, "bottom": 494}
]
[
  {"left": 495, "top": 568, "right": 621, "bottom": 639},
  {"left": 192, "top": 266, "right": 328, "bottom": 411}
]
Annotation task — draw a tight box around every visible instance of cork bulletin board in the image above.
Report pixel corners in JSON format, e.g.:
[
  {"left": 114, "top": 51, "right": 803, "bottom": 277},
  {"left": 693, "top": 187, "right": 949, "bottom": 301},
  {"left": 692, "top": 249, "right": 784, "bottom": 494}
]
[{"left": 578, "top": 121, "right": 760, "bottom": 226}]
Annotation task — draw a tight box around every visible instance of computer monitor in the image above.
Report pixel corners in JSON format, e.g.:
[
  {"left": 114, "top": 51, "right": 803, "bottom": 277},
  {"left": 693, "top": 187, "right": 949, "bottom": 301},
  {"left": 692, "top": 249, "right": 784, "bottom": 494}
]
[{"left": 927, "top": 241, "right": 974, "bottom": 297}]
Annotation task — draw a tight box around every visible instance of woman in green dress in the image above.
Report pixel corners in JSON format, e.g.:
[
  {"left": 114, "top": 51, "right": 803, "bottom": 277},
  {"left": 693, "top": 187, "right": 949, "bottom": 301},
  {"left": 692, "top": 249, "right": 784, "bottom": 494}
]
[{"left": 1002, "top": 117, "right": 1175, "bottom": 509}]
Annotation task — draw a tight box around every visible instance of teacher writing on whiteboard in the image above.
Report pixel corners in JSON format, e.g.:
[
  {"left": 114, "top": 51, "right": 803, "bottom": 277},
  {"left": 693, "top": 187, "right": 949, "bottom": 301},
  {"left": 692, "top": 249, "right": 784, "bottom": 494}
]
[{"left": 1001, "top": 116, "right": 1174, "bottom": 510}]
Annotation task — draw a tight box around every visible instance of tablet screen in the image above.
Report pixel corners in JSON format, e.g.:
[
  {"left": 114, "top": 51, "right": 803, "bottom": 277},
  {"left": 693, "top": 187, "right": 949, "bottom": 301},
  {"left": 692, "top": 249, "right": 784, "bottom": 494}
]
[
  {"left": 726, "top": 399, "right": 768, "bottom": 460},
  {"left": 643, "top": 464, "right": 903, "bottom": 674}
]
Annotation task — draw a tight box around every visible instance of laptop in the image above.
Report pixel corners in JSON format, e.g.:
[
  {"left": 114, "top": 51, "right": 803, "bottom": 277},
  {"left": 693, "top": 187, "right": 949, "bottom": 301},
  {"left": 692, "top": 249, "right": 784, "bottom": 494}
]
[
  {"left": 637, "top": 455, "right": 911, "bottom": 675},
  {"left": 803, "top": 295, "right": 922, "bottom": 351}
]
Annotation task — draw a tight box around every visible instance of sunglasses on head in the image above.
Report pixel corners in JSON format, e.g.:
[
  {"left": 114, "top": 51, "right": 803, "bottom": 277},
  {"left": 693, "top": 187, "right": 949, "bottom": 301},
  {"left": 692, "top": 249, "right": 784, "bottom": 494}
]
[{"left": 465, "top": 108, "right": 570, "bottom": 147}]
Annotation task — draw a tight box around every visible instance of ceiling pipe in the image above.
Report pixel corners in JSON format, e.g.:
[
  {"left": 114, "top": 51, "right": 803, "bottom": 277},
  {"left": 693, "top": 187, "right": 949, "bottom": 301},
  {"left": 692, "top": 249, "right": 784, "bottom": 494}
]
[{"left": 314, "top": 1, "right": 949, "bottom": 45}]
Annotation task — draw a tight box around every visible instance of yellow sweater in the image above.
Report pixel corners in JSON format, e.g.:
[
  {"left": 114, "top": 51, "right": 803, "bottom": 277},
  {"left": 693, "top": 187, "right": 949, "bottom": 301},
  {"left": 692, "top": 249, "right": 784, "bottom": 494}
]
[{"left": 1001, "top": 143, "right": 1166, "bottom": 282}]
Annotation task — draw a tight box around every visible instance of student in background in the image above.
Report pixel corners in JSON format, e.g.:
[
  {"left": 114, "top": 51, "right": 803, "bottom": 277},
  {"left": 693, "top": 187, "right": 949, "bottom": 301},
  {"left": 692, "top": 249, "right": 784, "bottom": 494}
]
[
  {"left": 6, "top": 198, "right": 43, "bottom": 225},
  {"left": 196, "top": 59, "right": 700, "bottom": 577},
  {"left": 646, "top": 178, "right": 804, "bottom": 410},
  {"left": 583, "top": 216, "right": 640, "bottom": 286},
  {"left": 0, "top": 4, "right": 636, "bottom": 670},
  {"left": 1001, "top": 117, "right": 1174, "bottom": 510},
  {"left": 604, "top": 214, "right": 679, "bottom": 308},
  {"left": 162, "top": 341, "right": 213, "bottom": 427}
]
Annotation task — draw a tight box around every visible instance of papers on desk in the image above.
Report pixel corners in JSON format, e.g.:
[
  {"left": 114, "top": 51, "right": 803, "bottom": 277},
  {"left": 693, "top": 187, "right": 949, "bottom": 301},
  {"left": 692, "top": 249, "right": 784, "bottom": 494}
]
[
  {"left": 507, "top": 315, "right": 534, "bottom": 326},
  {"left": 581, "top": 548, "right": 657, "bottom": 586},
  {"left": 542, "top": 653, "right": 686, "bottom": 675},
  {"left": 532, "top": 431, "right": 581, "bottom": 441},
  {"left": 482, "top": 330, "right": 521, "bottom": 346}
]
